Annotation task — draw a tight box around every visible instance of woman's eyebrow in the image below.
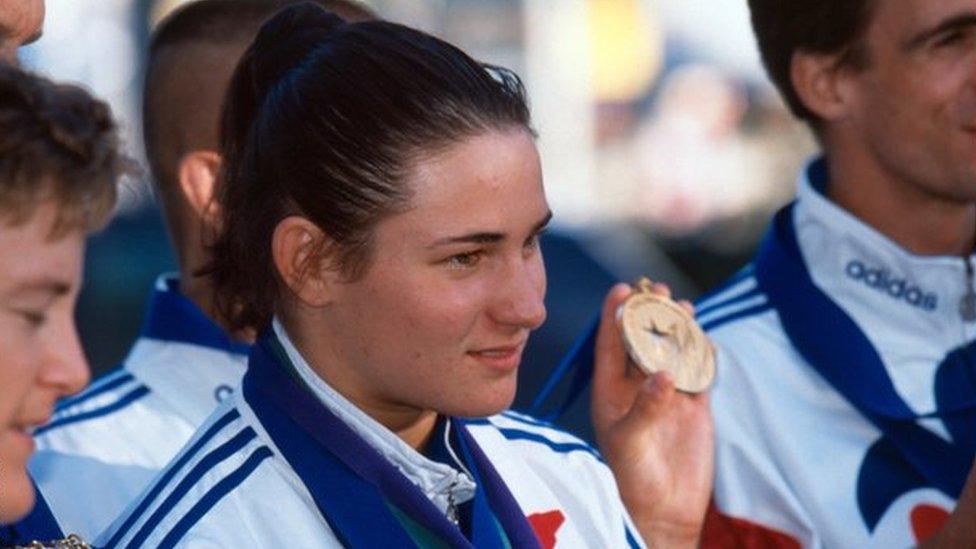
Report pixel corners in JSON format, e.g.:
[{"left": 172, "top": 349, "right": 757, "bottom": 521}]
[{"left": 427, "top": 210, "right": 553, "bottom": 249}]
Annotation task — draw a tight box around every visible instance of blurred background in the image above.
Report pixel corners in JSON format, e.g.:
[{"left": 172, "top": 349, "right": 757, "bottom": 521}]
[{"left": 21, "top": 0, "right": 815, "bottom": 440}]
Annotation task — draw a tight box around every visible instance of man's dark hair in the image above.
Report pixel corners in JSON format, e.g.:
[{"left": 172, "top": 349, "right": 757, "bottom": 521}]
[
  {"left": 144, "top": 0, "right": 376, "bottom": 247},
  {"left": 211, "top": 2, "right": 533, "bottom": 331},
  {"left": 0, "top": 63, "right": 125, "bottom": 237},
  {"left": 748, "top": 0, "right": 877, "bottom": 122}
]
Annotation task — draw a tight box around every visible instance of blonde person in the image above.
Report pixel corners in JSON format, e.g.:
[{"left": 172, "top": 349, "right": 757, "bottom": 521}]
[
  {"left": 0, "top": 63, "right": 126, "bottom": 545},
  {"left": 14, "top": 1, "right": 377, "bottom": 542}
]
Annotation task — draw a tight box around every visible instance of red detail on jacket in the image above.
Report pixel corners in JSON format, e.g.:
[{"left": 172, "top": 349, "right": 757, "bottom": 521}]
[
  {"left": 527, "top": 510, "right": 565, "bottom": 549},
  {"left": 910, "top": 504, "right": 950, "bottom": 543},
  {"left": 702, "top": 501, "right": 802, "bottom": 549}
]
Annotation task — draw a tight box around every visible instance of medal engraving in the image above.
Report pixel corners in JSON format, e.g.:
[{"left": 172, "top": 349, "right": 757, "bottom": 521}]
[{"left": 618, "top": 278, "right": 716, "bottom": 393}]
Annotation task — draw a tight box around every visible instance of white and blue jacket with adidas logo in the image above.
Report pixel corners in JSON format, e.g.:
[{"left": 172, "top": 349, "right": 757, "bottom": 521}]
[
  {"left": 96, "top": 320, "right": 643, "bottom": 548},
  {"left": 701, "top": 158, "right": 975, "bottom": 548}
]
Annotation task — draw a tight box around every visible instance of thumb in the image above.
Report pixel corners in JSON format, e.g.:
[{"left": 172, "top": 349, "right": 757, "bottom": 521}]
[{"left": 592, "top": 283, "right": 634, "bottom": 388}]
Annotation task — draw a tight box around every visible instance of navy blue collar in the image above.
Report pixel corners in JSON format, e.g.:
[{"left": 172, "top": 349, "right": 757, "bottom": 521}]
[
  {"left": 755, "top": 204, "right": 976, "bottom": 420},
  {"left": 140, "top": 277, "right": 249, "bottom": 355},
  {"left": 806, "top": 155, "right": 831, "bottom": 197},
  {"left": 242, "top": 333, "right": 541, "bottom": 548},
  {"left": 755, "top": 204, "right": 920, "bottom": 419},
  {"left": 756, "top": 204, "right": 975, "bottom": 527}
]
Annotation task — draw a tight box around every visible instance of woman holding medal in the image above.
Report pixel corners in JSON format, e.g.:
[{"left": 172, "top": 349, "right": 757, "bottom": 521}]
[{"left": 99, "top": 3, "right": 713, "bottom": 547}]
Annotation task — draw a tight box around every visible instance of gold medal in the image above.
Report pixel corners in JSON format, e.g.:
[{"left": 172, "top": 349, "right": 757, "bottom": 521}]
[{"left": 618, "top": 278, "right": 715, "bottom": 393}]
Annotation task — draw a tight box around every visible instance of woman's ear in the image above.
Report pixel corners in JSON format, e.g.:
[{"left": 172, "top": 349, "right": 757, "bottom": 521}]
[
  {"left": 791, "top": 50, "right": 860, "bottom": 122},
  {"left": 271, "top": 216, "right": 337, "bottom": 308},
  {"left": 177, "top": 149, "right": 223, "bottom": 228}
]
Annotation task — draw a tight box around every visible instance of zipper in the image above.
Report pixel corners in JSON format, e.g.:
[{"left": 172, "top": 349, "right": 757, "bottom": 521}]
[
  {"left": 442, "top": 418, "right": 470, "bottom": 527},
  {"left": 960, "top": 256, "right": 976, "bottom": 322},
  {"left": 446, "top": 477, "right": 460, "bottom": 526}
]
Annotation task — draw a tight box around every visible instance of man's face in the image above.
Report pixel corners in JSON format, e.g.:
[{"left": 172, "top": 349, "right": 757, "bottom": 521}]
[
  {"left": 0, "top": 200, "right": 89, "bottom": 522},
  {"left": 321, "top": 129, "right": 549, "bottom": 420},
  {"left": 839, "top": 0, "right": 976, "bottom": 203},
  {"left": 0, "top": 0, "right": 44, "bottom": 61}
]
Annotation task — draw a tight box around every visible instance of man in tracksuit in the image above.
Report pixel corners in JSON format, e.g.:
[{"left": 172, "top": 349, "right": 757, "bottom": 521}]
[{"left": 703, "top": 1, "right": 976, "bottom": 546}]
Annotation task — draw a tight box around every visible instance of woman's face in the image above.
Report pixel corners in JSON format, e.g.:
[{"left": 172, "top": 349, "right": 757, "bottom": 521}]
[
  {"left": 322, "top": 129, "right": 549, "bottom": 420},
  {"left": 0, "top": 201, "right": 89, "bottom": 522}
]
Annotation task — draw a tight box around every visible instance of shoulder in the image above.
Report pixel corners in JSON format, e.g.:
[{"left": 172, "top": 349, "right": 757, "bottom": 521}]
[
  {"left": 469, "top": 413, "right": 641, "bottom": 546},
  {"left": 467, "top": 411, "right": 615, "bottom": 487},
  {"left": 471, "top": 410, "right": 604, "bottom": 463},
  {"left": 32, "top": 366, "right": 194, "bottom": 461},
  {"left": 696, "top": 264, "right": 777, "bottom": 336},
  {"left": 96, "top": 401, "right": 277, "bottom": 548},
  {"left": 700, "top": 267, "right": 818, "bottom": 462},
  {"left": 35, "top": 367, "right": 154, "bottom": 446},
  {"left": 701, "top": 269, "right": 814, "bottom": 429},
  {"left": 28, "top": 368, "right": 204, "bottom": 541},
  {"left": 696, "top": 265, "right": 799, "bottom": 384}
]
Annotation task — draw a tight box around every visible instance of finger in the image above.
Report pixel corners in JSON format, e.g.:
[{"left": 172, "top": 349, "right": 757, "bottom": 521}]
[
  {"left": 591, "top": 283, "right": 634, "bottom": 417},
  {"left": 593, "top": 282, "right": 632, "bottom": 384},
  {"left": 624, "top": 356, "right": 648, "bottom": 380},
  {"left": 623, "top": 371, "right": 677, "bottom": 426},
  {"left": 678, "top": 299, "right": 695, "bottom": 317},
  {"left": 650, "top": 281, "right": 672, "bottom": 300}
]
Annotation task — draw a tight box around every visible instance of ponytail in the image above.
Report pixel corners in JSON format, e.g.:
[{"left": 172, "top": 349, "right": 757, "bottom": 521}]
[{"left": 210, "top": 2, "right": 532, "bottom": 332}]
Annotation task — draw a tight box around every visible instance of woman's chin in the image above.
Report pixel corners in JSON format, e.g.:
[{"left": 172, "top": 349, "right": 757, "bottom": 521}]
[
  {"left": 448, "top": 387, "right": 517, "bottom": 419},
  {"left": 0, "top": 466, "right": 36, "bottom": 524}
]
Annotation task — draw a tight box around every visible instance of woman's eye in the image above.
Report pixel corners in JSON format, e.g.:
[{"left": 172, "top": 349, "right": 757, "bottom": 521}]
[
  {"left": 19, "top": 310, "right": 47, "bottom": 328},
  {"left": 446, "top": 251, "right": 482, "bottom": 269},
  {"left": 934, "top": 30, "right": 968, "bottom": 48}
]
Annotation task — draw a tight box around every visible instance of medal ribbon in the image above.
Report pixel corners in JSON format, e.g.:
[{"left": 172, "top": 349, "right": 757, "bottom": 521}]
[
  {"left": 529, "top": 314, "right": 599, "bottom": 421},
  {"left": 755, "top": 204, "right": 975, "bottom": 497},
  {"left": 242, "top": 333, "right": 540, "bottom": 548}
]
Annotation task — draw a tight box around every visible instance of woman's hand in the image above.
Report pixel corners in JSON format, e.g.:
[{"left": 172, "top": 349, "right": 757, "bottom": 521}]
[{"left": 591, "top": 282, "right": 714, "bottom": 548}]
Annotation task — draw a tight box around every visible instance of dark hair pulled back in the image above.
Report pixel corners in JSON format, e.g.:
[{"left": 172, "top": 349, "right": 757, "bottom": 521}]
[{"left": 211, "top": 2, "right": 533, "bottom": 332}]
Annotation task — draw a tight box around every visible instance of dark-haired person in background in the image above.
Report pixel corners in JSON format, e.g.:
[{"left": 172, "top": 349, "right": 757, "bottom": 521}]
[
  {"left": 99, "top": 4, "right": 712, "bottom": 547},
  {"left": 0, "top": 63, "right": 124, "bottom": 543},
  {"left": 701, "top": 0, "right": 976, "bottom": 546},
  {"left": 13, "top": 0, "right": 377, "bottom": 544}
]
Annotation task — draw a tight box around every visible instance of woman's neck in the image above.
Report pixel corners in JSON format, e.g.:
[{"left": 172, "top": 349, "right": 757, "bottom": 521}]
[{"left": 278, "top": 313, "right": 439, "bottom": 451}]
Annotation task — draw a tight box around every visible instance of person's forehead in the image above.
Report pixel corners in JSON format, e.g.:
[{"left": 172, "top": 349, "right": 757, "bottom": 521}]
[
  {"left": 397, "top": 132, "right": 543, "bottom": 221},
  {"left": 0, "top": 205, "right": 85, "bottom": 296},
  {"left": 408, "top": 131, "right": 540, "bottom": 195}
]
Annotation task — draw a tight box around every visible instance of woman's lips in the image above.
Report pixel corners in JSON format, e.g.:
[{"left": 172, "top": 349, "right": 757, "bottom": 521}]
[{"left": 467, "top": 342, "right": 525, "bottom": 372}]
